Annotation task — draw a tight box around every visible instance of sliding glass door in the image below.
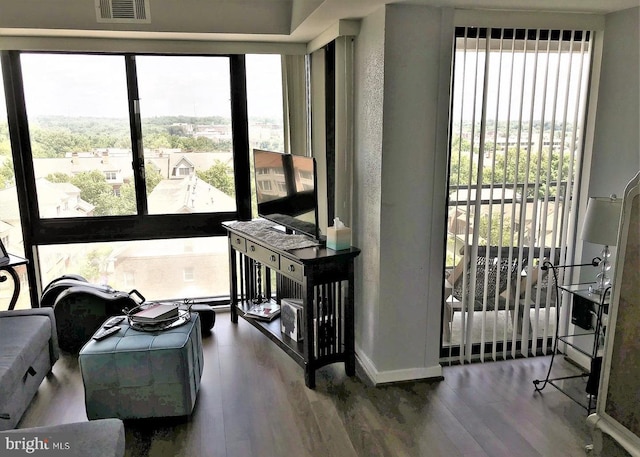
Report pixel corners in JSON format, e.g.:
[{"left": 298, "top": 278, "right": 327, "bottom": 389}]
[{"left": 443, "top": 28, "right": 593, "bottom": 362}]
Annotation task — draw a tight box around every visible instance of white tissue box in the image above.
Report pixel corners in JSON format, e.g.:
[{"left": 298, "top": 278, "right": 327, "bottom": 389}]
[{"left": 326, "top": 225, "right": 351, "bottom": 250}]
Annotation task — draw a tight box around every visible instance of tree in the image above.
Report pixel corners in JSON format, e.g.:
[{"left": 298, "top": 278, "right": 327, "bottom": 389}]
[
  {"left": 46, "top": 172, "right": 72, "bottom": 183},
  {"left": 111, "top": 182, "right": 137, "bottom": 215},
  {"left": 0, "top": 159, "right": 15, "bottom": 188},
  {"left": 145, "top": 162, "right": 163, "bottom": 194},
  {"left": 478, "top": 213, "right": 517, "bottom": 247},
  {"left": 69, "top": 171, "right": 119, "bottom": 216},
  {"left": 79, "top": 247, "right": 113, "bottom": 283},
  {"left": 197, "top": 161, "right": 235, "bottom": 196},
  {"left": 449, "top": 152, "right": 478, "bottom": 187}
]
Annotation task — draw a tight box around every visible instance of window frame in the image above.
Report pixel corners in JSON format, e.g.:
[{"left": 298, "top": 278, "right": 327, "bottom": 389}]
[{"left": 1, "top": 50, "right": 253, "bottom": 304}]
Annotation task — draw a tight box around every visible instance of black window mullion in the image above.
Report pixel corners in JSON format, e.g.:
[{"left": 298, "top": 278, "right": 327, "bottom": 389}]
[
  {"left": 1, "top": 50, "right": 40, "bottom": 307},
  {"left": 125, "top": 54, "right": 147, "bottom": 216},
  {"left": 229, "top": 54, "right": 251, "bottom": 221},
  {"left": 324, "top": 42, "right": 336, "bottom": 227}
]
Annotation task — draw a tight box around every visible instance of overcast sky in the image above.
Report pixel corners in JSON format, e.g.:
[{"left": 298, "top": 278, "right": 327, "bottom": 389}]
[{"left": 1, "top": 53, "right": 282, "bottom": 121}]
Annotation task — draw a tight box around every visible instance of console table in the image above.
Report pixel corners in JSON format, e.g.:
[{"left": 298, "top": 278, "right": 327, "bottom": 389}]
[
  {"left": 224, "top": 220, "right": 360, "bottom": 388},
  {"left": 533, "top": 283, "right": 610, "bottom": 413}
]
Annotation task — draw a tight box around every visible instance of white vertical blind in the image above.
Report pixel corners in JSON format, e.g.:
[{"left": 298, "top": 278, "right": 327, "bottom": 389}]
[{"left": 444, "top": 28, "right": 593, "bottom": 363}]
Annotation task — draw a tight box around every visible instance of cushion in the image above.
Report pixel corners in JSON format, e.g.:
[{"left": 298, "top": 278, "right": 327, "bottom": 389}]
[{"left": 0, "top": 316, "right": 51, "bottom": 404}]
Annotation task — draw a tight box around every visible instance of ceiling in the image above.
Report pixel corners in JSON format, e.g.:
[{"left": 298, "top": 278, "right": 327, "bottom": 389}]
[{"left": 0, "top": 0, "right": 637, "bottom": 43}]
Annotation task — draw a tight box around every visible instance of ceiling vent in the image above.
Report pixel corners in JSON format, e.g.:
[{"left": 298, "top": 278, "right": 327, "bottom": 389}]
[{"left": 96, "top": 0, "right": 151, "bottom": 23}]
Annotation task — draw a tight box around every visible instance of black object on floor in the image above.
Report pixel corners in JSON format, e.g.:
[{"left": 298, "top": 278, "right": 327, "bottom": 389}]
[
  {"left": 191, "top": 304, "right": 216, "bottom": 334},
  {"left": 586, "top": 356, "right": 603, "bottom": 396}
]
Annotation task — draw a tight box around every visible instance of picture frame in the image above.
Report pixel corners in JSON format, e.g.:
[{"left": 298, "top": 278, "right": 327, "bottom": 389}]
[{"left": 280, "top": 298, "right": 303, "bottom": 341}]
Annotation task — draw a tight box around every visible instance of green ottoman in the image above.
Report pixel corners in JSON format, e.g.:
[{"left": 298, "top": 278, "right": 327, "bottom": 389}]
[{"left": 79, "top": 313, "right": 203, "bottom": 420}]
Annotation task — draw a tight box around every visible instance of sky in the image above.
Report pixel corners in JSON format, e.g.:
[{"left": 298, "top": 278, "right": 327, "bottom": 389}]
[
  {"left": 452, "top": 49, "right": 590, "bottom": 125},
  {"left": 1, "top": 53, "right": 283, "bottom": 121}
]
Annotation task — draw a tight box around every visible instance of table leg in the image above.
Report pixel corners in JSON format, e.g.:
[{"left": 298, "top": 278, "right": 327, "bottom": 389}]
[{"left": 1, "top": 266, "right": 21, "bottom": 311}]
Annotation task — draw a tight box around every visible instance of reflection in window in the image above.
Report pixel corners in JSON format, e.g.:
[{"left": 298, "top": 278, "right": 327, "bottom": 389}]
[{"left": 38, "top": 237, "right": 230, "bottom": 301}]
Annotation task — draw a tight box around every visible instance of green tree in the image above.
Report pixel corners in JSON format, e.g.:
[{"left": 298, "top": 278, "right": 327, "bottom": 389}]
[
  {"left": 145, "top": 162, "right": 163, "bottom": 194},
  {"left": 79, "top": 247, "right": 113, "bottom": 283},
  {"left": 197, "top": 160, "right": 235, "bottom": 196},
  {"left": 449, "top": 152, "right": 478, "bottom": 187},
  {"left": 0, "top": 159, "right": 15, "bottom": 188},
  {"left": 489, "top": 148, "right": 571, "bottom": 198},
  {"left": 111, "top": 182, "right": 137, "bottom": 215},
  {"left": 45, "top": 172, "right": 73, "bottom": 183},
  {"left": 69, "top": 170, "right": 118, "bottom": 216},
  {"left": 478, "top": 213, "right": 517, "bottom": 247}
]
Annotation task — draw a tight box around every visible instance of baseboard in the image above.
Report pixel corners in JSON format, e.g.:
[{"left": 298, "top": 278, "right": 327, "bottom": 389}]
[{"left": 355, "top": 347, "right": 443, "bottom": 385}]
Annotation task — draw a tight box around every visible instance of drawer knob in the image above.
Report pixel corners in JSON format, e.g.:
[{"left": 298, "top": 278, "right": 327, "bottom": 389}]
[
  {"left": 270, "top": 254, "right": 277, "bottom": 262},
  {"left": 235, "top": 238, "right": 241, "bottom": 244},
  {"left": 288, "top": 265, "right": 295, "bottom": 272},
  {"left": 250, "top": 245, "right": 256, "bottom": 252}
]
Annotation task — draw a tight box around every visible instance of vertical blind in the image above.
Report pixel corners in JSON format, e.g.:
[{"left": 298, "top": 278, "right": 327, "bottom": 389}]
[{"left": 444, "top": 27, "right": 593, "bottom": 363}]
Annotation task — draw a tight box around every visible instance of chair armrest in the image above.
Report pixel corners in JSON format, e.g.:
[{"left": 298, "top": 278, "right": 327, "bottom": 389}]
[{"left": 0, "top": 308, "right": 60, "bottom": 363}]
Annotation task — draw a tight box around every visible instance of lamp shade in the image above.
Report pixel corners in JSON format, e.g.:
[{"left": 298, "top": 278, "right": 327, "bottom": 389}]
[{"left": 580, "top": 196, "right": 622, "bottom": 246}]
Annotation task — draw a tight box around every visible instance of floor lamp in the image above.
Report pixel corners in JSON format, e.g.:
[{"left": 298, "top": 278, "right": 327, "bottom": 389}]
[{"left": 580, "top": 196, "right": 622, "bottom": 294}]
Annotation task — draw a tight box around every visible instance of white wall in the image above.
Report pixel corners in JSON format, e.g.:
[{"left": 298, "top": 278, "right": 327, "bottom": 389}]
[
  {"left": 352, "top": 4, "right": 640, "bottom": 383},
  {"left": 353, "top": 6, "right": 385, "bottom": 366},
  {"left": 353, "top": 4, "right": 452, "bottom": 383},
  {"left": 581, "top": 6, "right": 640, "bottom": 277}
]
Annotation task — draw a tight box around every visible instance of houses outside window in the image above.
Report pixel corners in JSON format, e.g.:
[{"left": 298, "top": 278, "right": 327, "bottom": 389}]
[
  {"left": 443, "top": 27, "right": 593, "bottom": 362},
  {"left": 1, "top": 51, "right": 284, "bottom": 304}
]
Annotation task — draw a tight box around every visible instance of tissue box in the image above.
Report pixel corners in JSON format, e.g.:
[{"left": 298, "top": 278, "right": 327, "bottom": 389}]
[{"left": 326, "top": 225, "right": 351, "bottom": 250}]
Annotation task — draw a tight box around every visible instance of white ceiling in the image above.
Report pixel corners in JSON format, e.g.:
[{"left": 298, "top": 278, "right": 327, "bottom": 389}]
[{"left": 0, "top": 0, "right": 637, "bottom": 43}]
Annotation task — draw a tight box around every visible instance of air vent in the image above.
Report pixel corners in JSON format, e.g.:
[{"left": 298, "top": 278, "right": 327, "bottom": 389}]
[{"left": 96, "top": 0, "right": 151, "bottom": 23}]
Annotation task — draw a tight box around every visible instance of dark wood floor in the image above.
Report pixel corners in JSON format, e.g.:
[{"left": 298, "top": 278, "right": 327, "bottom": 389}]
[{"left": 19, "top": 310, "right": 593, "bottom": 457}]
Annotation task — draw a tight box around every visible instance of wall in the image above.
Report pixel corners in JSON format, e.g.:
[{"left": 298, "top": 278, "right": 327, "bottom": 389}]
[
  {"left": 353, "top": 4, "right": 452, "bottom": 383},
  {"left": 351, "top": 4, "right": 637, "bottom": 383},
  {"left": 353, "top": 6, "right": 385, "bottom": 366},
  {"left": 581, "top": 6, "right": 640, "bottom": 277}
]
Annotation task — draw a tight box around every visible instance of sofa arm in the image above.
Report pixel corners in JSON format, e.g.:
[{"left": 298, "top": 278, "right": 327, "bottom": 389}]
[
  {"left": 0, "top": 308, "right": 60, "bottom": 363},
  {"left": 0, "top": 419, "right": 125, "bottom": 457}
]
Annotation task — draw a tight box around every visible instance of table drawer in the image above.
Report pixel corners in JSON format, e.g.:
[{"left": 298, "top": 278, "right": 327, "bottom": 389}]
[
  {"left": 246, "top": 242, "right": 279, "bottom": 269},
  {"left": 280, "top": 257, "right": 303, "bottom": 282},
  {"left": 230, "top": 234, "right": 246, "bottom": 253}
]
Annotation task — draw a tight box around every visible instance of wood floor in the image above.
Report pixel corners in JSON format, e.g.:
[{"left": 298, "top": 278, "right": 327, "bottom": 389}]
[{"left": 18, "top": 310, "right": 593, "bottom": 457}]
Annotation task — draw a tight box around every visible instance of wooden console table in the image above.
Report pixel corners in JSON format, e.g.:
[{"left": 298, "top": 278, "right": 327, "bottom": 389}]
[{"left": 224, "top": 221, "right": 360, "bottom": 388}]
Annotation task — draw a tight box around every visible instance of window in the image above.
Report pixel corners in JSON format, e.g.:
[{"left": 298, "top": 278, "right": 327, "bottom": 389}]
[
  {"left": 443, "top": 28, "right": 593, "bottom": 362},
  {"left": 2, "top": 51, "right": 286, "bottom": 304},
  {"left": 135, "top": 55, "right": 236, "bottom": 216},
  {"left": 20, "top": 54, "right": 136, "bottom": 218}
]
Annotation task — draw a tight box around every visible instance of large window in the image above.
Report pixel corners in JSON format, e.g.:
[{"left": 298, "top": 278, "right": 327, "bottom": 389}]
[
  {"left": 136, "top": 55, "right": 236, "bottom": 215},
  {"left": 443, "top": 28, "right": 593, "bottom": 362},
  {"left": 1, "top": 51, "right": 285, "bottom": 305},
  {"left": 21, "top": 54, "right": 135, "bottom": 218}
]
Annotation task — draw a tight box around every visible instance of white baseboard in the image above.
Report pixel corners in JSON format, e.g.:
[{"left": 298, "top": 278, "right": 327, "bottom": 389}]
[{"left": 356, "top": 346, "right": 443, "bottom": 385}]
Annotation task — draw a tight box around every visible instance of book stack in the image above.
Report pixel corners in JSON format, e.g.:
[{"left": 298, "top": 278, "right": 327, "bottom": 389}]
[
  {"left": 244, "top": 301, "right": 280, "bottom": 321},
  {"left": 280, "top": 298, "right": 303, "bottom": 341},
  {"left": 131, "top": 303, "right": 179, "bottom": 323}
]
